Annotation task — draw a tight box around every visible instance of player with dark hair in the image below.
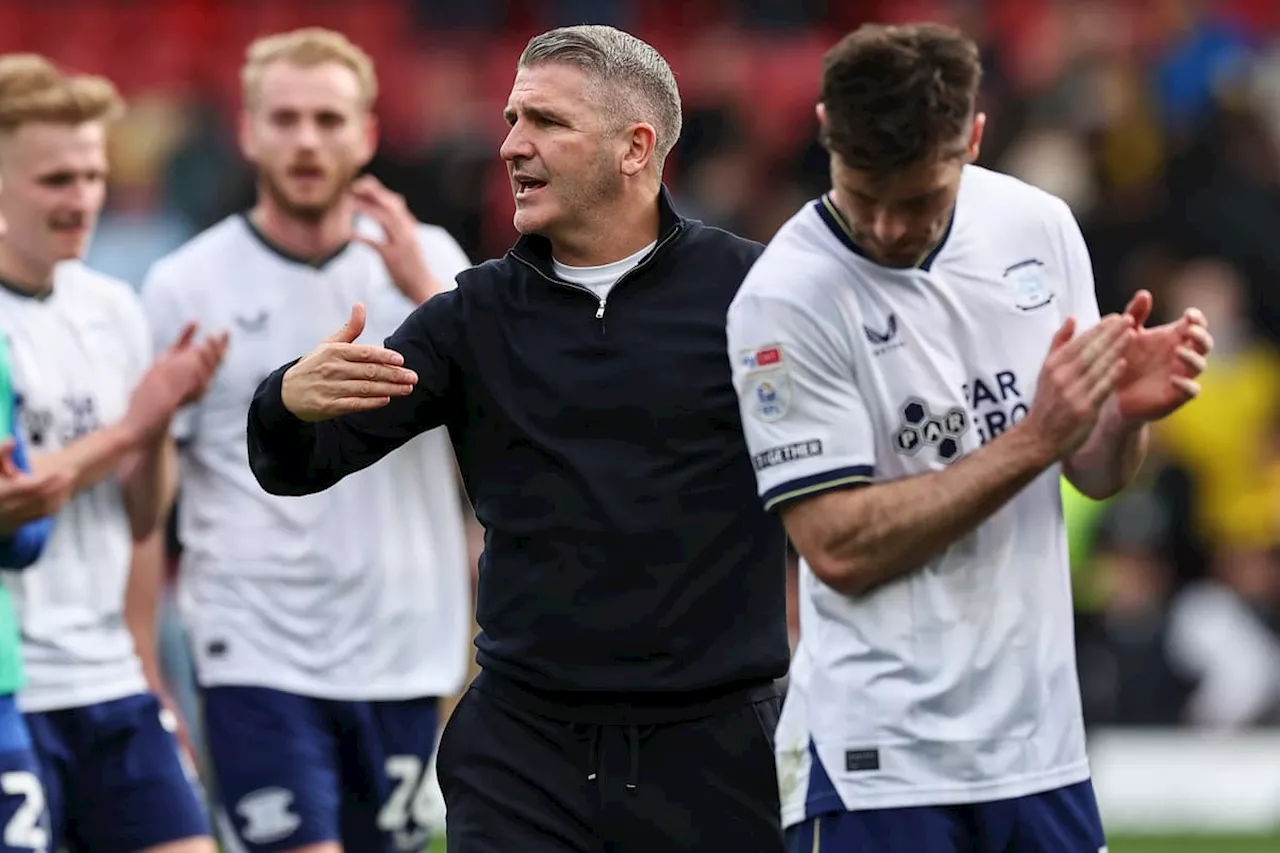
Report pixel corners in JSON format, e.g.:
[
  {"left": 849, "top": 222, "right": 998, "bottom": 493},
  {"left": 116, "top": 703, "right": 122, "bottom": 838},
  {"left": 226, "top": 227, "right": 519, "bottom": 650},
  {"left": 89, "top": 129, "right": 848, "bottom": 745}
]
[{"left": 728, "top": 23, "right": 1213, "bottom": 852}]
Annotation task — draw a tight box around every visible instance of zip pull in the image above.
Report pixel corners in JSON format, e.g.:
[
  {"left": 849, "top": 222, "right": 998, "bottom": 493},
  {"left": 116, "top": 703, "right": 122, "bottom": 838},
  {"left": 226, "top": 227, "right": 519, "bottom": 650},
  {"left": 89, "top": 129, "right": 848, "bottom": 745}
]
[{"left": 595, "top": 299, "right": 606, "bottom": 320}]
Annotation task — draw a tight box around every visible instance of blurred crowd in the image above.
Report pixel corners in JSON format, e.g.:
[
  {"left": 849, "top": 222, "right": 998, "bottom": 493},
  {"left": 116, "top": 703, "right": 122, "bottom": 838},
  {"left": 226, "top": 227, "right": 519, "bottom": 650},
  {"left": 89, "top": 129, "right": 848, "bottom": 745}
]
[{"left": 13, "top": 0, "right": 1280, "bottom": 732}]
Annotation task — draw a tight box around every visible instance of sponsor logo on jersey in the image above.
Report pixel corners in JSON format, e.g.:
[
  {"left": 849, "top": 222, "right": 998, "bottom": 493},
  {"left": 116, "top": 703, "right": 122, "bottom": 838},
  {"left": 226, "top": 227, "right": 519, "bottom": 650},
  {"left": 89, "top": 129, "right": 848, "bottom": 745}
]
[
  {"left": 964, "top": 369, "right": 1029, "bottom": 444},
  {"left": 864, "top": 313, "right": 906, "bottom": 356},
  {"left": 893, "top": 397, "right": 969, "bottom": 464},
  {"left": 739, "top": 343, "right": 785, "bottom": 371}
]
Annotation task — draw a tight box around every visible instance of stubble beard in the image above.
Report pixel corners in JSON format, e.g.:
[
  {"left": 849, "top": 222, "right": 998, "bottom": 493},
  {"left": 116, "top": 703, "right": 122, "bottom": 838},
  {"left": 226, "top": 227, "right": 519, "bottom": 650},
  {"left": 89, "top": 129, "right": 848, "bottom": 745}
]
[{"left": 259, "top": 167, "right": 352, "bottom": 225}]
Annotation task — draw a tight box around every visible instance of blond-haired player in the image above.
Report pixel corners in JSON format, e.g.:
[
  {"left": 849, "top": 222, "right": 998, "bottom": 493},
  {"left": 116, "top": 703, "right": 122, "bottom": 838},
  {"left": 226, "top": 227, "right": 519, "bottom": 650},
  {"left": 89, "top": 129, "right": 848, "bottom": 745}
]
[
  {"left": 141, "top": 28, "right": 472, "bottom": 853},
  {"left": 0, "top": 53, "right": 225, "bottom": 853}
]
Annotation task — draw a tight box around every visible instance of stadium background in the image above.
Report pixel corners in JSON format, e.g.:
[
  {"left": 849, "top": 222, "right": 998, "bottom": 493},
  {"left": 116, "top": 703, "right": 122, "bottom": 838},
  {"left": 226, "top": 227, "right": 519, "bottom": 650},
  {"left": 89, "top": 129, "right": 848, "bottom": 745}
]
[{"left": 7, "top": 0, "right": 1280, "bottom": 849}]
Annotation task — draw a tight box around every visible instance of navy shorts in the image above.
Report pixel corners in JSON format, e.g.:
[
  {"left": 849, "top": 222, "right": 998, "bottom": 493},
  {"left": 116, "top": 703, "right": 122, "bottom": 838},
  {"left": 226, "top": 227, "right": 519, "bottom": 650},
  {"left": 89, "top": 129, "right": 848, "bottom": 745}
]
[
  {"left": 0, "top": 695, "right": 51, "bottom": 853},
  {"left": 24, "top": 691, "right": 211, "bottom": 853},
  {"left": 786, "top": 779, "right": 1107, "bottom": 853},
  {"left": 203, "top": 685, "right": 440, "bottom": 853}
]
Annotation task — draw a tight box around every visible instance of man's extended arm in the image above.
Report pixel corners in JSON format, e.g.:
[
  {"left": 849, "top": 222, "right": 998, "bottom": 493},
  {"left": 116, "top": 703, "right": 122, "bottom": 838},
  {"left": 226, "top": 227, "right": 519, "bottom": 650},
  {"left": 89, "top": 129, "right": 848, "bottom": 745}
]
[{"left": 247, "top": 297, "right": 460, "bottom": 497}]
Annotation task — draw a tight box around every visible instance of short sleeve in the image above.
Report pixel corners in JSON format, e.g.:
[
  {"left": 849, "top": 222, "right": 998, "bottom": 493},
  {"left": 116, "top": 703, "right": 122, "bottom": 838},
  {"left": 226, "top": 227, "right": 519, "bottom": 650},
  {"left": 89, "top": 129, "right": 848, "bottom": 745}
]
[
  {"left": 1053, "top": 200, "right": 1101, "bottom": 331},
  {"left": 139, "top": 263, "right": 198, "bottom": 442},
  {"left": 727, "top": 290, "right": 878, "bottom": 513}
]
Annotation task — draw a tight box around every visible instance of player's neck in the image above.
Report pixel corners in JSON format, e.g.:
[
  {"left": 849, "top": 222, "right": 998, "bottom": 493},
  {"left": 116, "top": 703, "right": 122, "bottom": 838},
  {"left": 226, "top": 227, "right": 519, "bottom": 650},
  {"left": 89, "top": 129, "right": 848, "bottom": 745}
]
[
  {"left": 249, "top": 197, "right": 353, "bottom": 265},
  {"left": 551, "top": 187, "right": 661, "bottom": 267},
  {"left": 0, "top": 241, "right": 56, "bottom": 299}
]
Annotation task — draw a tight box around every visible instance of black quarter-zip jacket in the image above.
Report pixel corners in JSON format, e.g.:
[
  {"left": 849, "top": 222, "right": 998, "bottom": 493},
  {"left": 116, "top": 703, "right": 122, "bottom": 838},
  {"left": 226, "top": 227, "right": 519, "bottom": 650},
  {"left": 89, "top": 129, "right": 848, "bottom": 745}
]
[{"left": 246, "top": 188, "right": 790, "bottom": 720}]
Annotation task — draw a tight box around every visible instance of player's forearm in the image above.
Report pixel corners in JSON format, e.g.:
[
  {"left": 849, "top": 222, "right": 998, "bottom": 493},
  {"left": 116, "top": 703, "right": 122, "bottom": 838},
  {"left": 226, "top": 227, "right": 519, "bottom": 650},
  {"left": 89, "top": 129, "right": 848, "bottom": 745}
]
[
  {"left": 120, "top": 436, "right": 177, "bottom": 540},
  {"left": 1063, "top": 397, "right": 1148, "bottom": 500},
  {"left": 30, "top": 421, "right": 143, "bottom": 496},
  {"left": 124, "top": 527, "right": 167, "bottom": 695},
  {"left": 790, "top": 425, "right": 1055, "bottom": 596}
]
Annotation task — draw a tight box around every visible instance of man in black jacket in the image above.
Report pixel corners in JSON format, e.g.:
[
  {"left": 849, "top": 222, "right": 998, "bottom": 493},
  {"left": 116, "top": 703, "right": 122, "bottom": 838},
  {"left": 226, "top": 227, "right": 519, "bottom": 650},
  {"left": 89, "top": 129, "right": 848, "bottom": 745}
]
[{"left": 246, "top": 24, "right": 789, "bottom": 853}]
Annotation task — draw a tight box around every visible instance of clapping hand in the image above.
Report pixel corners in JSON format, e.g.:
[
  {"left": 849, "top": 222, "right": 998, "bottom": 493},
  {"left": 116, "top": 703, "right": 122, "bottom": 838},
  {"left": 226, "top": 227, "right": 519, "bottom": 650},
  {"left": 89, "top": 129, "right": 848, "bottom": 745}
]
[
  {"left": 124, "top": 323, "right": 228, "bottom": 443},
  {"left": 1023, "top": 314, "right": 1136, "bottom": 459},
  {"left": 1114, "top": 289, "right": 1213, "bottom": 423},
  {"left": 0, "top": 438, "right": 72, "bottom": 534}
]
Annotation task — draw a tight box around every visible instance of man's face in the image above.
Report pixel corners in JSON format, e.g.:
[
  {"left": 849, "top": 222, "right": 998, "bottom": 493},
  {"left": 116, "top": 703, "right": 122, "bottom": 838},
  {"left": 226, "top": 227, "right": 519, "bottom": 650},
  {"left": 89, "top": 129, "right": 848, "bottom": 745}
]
[
  {"left": 827, "top": 115, "right": 983, "bottom": 269},
  {"left": 830, "top": 155, "right": 965, "bottom": 269},
  {"left": 240, "top": 60, "right": 375, "bottom": 222},
  {"left": 0, "top": 121, "right": 107, "bottom": 269},
  {"left": 500, "top": 62, "right": 626, "bottom": 241}
]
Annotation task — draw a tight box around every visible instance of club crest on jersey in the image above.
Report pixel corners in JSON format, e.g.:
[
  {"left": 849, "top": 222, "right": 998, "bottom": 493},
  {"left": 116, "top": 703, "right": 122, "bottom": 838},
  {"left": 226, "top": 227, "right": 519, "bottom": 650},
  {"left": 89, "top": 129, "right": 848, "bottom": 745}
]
[
  {"left": 747, "top": 371, "right": 791, "bottom": 422},
  {"left": 1003, "top": 258, "right": 1054, "bottom": 312}
]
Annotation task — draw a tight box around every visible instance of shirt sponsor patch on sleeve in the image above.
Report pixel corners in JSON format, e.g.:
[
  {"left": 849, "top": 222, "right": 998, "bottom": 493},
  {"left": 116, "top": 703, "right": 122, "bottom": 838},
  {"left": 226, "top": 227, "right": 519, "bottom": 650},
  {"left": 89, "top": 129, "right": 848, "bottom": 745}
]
[
  {"left": 752, "top": 439, "right": 823, "bottom": 471},
  {"left": 738, "top": 343, "right": 786, "bottom": 372}
]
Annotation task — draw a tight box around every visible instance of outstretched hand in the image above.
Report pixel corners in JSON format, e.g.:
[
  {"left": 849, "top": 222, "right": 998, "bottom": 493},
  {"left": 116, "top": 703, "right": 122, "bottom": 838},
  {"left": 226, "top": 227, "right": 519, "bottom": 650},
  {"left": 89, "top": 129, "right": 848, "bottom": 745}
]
[
  {"left": 280, "top": 303, "right": 418, "bottom": 423},
  {"left": 1114, "top": 289, "right": 1214, "bottom": 423}
]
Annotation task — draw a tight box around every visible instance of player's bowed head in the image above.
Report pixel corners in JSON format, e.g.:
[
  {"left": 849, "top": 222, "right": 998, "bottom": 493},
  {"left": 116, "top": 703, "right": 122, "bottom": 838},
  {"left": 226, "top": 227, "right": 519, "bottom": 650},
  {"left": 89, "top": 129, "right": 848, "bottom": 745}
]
[{"left": 813, "top": 23, "right": 1212, "bottom": 454}]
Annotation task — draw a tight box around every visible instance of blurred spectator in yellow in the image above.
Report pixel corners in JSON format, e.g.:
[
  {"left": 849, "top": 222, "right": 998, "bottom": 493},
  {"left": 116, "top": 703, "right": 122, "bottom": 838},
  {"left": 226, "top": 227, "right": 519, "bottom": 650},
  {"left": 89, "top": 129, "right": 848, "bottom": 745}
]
[{"left": 1153, "top": 257, "right": 1280, "bottom": 551}]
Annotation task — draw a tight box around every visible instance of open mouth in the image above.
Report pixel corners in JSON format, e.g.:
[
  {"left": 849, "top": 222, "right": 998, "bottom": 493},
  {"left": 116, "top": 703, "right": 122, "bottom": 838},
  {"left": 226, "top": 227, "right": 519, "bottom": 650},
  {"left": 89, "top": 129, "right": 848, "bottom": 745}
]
[
  {"left": 515, "top": 178, "right": 547, "bottom": 198},
  {"left": 49, "top": 220, "right": 87, "bottom": 236},
  {"left": 288, "top": 165, "right": 326, "bottom": 183}
]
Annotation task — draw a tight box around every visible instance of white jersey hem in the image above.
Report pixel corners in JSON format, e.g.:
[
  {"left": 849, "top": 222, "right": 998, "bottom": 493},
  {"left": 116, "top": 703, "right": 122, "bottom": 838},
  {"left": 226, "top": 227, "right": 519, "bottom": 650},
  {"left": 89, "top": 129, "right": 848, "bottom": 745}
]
[
  {"left": 18, "top": 675, "right": 150, "bottom": 714},
  {"left": 781, "top": 759, "right": 1093, "bottom": 828},
  {"left": 194, "top": 667, "right": 462, "bottom": 702}
]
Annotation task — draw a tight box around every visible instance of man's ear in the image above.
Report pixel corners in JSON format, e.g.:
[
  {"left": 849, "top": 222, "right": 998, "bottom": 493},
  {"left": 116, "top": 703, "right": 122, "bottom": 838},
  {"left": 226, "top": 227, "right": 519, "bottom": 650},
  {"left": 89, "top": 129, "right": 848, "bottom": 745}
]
[
  {"left": 967, "top": 112, "right": 986, "bottom": 163},
  {"left": 620, "top": 122, "right": 657, "bottom": 178}
]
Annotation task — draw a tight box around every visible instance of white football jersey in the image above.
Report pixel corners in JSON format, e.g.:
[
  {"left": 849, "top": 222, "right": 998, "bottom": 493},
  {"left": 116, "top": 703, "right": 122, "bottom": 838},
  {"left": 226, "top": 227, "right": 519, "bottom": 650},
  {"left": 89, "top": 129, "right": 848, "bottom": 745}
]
[
  {"left": 141, "top": 214, "right": 474, "bottom": 700},
  {"left": 0, "top": 261, "right": 150, "bottom": 712},
  {"left": 728, "top": 165, "right": 1099, "bottom": 822}
]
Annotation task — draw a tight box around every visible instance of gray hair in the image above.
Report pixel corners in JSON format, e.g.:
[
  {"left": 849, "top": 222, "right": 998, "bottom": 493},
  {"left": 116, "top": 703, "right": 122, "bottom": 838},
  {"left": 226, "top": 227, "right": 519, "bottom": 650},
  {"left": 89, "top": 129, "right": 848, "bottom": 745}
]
[{"left": 519, "top": 25, "right": 683, "bottom": 169}]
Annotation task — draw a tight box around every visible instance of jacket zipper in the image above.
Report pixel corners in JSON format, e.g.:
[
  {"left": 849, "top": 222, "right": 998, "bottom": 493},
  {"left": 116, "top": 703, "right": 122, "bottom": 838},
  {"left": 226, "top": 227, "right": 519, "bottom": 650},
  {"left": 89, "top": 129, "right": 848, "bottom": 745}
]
[{"left": 511, "top": 225, "right": 684, "bottom": 325}]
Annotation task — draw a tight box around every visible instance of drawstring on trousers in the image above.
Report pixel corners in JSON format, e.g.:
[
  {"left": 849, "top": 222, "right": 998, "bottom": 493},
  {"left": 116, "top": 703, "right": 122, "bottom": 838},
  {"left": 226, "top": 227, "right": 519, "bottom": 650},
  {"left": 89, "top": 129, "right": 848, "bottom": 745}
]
[{"left": 574, "top": 722, "right": 651, "bottom": 793}]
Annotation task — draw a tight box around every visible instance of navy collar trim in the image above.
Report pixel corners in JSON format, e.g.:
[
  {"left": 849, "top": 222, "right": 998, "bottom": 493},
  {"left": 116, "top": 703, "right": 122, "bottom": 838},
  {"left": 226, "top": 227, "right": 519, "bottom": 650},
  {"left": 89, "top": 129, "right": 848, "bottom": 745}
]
[{"left": 814, "top": 192, "right": 955, "bottom": 272}]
